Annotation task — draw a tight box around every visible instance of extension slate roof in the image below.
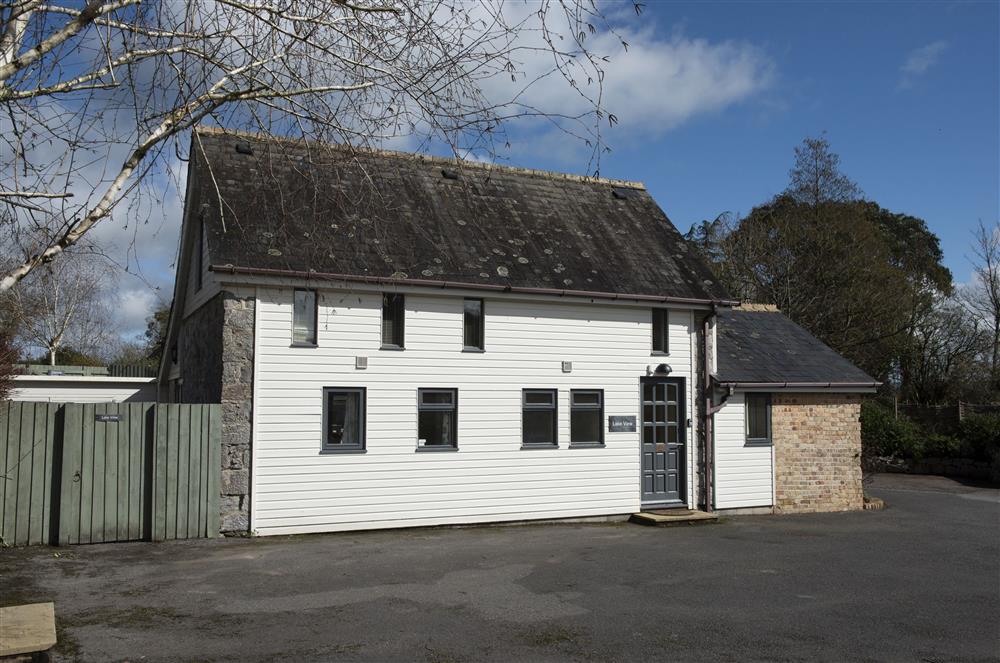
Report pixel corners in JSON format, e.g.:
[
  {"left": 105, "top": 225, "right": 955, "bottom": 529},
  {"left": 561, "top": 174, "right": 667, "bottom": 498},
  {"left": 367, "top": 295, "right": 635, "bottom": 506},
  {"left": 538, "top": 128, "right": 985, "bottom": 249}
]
[
  {"left": 188, "top": 127, "right": 733, "bottom": 303},
  {"left": 715, "top": 308, "right": 878, "bottom": 387}
]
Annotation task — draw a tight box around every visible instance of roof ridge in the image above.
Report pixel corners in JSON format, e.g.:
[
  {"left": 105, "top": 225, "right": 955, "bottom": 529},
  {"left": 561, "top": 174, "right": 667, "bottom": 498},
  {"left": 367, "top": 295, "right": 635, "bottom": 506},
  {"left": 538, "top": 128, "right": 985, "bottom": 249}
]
[
  {"left": 737, "top": 302, "right": 781, "bottom": 312},
  {"left": 193, "top": 125, "right": 646, "bottom": 190}
]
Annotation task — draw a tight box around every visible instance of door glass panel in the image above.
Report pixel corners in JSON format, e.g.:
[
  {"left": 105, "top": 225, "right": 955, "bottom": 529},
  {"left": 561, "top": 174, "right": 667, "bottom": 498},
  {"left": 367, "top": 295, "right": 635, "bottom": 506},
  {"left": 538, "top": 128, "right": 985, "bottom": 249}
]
[
  {"left": 667, "top": 404, "right": 677, "bottom": 423},
  {"left": 643, "top": 404, "right": 653, "bottom": 421},
  {"left": 643, "top": 383, "right": 654, "bottom": 401},
  {"left": 656, "top": 404, "right": 666, "bottom": 422},
  {"left": 667, "top": 425, "right": 677, "bottom": 443},
  {"left": 643, "top": 425, "right": 653, "bottom": 444},
  {"left": 655, "top": 384, "right": 665, "bottom": 402}
]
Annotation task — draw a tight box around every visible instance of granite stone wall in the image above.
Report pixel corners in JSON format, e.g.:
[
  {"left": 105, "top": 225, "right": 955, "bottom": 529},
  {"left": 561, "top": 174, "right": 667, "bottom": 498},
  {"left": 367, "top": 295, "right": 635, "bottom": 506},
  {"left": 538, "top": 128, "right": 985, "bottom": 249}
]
[
  {"left": 179, "top": 294, "right": 224, "bottom": 404},
  {"left": 772, "top": 393, "right": 864, "bottom": 514},
  {"left": 219, "top": 291, "right": 255, "bottom": 534}
]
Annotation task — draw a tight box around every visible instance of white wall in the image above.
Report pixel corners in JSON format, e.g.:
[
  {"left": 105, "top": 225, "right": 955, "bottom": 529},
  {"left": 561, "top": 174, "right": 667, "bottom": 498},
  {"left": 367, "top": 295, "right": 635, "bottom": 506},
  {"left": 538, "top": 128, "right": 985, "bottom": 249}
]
[
  {"left": 251, "top": 287, "right": 700, "bottom": 536},
  {"left": 713, "top": 392, "right": 774, "bottom": 509},
  {"left": 11, "top": 376, "right": 157, "bottom": 403}
]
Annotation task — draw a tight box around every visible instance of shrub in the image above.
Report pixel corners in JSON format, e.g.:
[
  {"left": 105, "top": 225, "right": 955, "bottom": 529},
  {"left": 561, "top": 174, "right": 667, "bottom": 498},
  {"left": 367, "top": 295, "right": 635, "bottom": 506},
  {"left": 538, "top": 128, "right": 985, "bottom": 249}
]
[
  {"left": 861, "top": 401, "right": 924, "bottom": 460},
  {"left": 923, "top": 433, "right": 963, "bottom": 459},
  {"left": 958, "top": 414, "right": 1000, "bottom": 462}
]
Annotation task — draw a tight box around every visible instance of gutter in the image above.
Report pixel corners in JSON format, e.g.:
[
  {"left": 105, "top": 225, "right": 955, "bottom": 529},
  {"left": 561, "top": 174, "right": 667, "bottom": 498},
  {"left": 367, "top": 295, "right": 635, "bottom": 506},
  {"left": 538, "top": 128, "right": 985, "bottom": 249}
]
[
  {"left": 713, "top": 381, "right": 881, "bottom": 390},
  {"left": 209, "top": 264, "right": 741, "bottom": 308}
]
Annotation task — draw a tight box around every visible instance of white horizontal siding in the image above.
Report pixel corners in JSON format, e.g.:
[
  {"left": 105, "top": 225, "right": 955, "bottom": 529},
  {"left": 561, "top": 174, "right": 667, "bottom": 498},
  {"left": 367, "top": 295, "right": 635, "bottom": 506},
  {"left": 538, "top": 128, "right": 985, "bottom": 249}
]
[
  {"left": 713, "top": 392, "right": 773, "bottom": 509},
  {"left": 251, "top": 287, "right": 699, "bottom": 535}
]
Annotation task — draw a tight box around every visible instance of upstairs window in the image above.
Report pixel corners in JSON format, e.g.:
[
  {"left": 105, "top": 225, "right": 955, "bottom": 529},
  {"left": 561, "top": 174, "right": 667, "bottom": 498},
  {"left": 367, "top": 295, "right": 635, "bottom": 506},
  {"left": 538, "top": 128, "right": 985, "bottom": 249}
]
[
  {"left": 570, "top": 390, "right": 604, "bottom": 447},
  {"left": 522, "top": 389, "right": 557, "bottom": 447},
  {"left": 652, "top": 308, "right": 669, "bottom": 354},
  {"left": 292, "top": 289, "right": 317, "bottom": 346},
  {"left": 745, "top": 393, "right": 772, "bottom": 446},
  {"left": 382, "top": 293, "right": 405, "bottom": 349},
  {"left": 323, "top": 387, "right": 365, "bottom": 452},
  {"left": 463, "top": 298, "right": 484, "bottom": 351},
  {"left": 194, "top": 218, "right": 204, "bottom": 291},
  {"left": 417, "top": 389, "right": 457, "bottom": 449}
]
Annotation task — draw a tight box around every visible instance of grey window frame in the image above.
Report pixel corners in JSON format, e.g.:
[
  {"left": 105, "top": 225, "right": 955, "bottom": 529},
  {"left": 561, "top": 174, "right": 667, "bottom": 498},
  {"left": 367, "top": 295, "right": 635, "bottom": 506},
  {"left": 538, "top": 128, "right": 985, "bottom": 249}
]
[
  {"left": 745, "top": 393, "right": 772, "bottom": 446},
  {"left": 416, "top": 388, "right": 458, "bottom": 451},
  {"left": 321, "top": 387, "right": 366, "bottom": 453},
  {"left": 462, "top": 298, "right": 485, "bottom": 352},
  {"left": 521, "top": 389, "right": 558, "bottom": 448},
  {"left": 381, "top": 293, "right": 405, "bottom": 350},
  {"left": 651, "top": 308, "right": 669, "bottom": 355},
  {"left": 570, "top": 389, "right": 605, "bottom": 448},
  {"left": 291, "top": 288, "right": 318, "bottom": 347}
]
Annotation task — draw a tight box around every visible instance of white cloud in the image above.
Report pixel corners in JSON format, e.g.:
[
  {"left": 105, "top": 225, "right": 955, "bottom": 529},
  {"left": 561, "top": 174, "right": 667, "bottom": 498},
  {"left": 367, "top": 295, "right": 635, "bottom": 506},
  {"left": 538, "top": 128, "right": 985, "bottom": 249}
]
[{"left": 898, "top": 41, "right": 948, "bottom": 90}]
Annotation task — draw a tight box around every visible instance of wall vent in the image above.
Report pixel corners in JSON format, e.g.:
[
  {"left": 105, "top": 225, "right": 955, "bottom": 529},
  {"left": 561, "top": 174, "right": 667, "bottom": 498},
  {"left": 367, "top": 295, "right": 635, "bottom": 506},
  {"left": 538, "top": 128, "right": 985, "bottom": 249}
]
[
  {"left": 561, "top": 361, "right": 572, "bottom": 373},
  {"left": 355, "top": 356, "right": 368, "bottom": 370}
]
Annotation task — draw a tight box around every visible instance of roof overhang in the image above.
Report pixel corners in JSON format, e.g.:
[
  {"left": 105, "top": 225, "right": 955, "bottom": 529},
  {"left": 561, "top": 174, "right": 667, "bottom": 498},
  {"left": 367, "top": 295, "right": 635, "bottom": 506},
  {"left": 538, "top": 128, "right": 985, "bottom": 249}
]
[{"left": 209, "top": 264, "right": 741, "bottom": 308}]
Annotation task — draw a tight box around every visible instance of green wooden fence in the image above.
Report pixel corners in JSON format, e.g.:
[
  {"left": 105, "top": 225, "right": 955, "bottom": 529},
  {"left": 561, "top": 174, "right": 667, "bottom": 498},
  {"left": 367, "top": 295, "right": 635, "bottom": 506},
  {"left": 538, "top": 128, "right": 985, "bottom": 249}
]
[{"left": 0, "top": 401, "right": 220, "bottom": 546}]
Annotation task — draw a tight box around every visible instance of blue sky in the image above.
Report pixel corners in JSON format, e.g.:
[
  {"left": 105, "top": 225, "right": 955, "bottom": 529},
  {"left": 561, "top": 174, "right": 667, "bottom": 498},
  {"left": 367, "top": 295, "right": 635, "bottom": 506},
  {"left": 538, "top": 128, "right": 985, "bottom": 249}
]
[{"left": 513, "top": 0, "right": 999, "bottom": 286}]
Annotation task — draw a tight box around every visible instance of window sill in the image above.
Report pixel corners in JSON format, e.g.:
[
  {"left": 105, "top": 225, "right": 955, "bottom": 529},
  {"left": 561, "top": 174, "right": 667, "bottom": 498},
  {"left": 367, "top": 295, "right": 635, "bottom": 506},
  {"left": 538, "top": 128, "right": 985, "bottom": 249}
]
[
  {"left": 521, "top": 444, "right": 558, "bottom": 450},
  {"left": 461, "top": 347, "right": 485, "bottom": 353},
  {"left": 320, "top": 447, "right": 367, "bottom": 455},
  {"left": 745, "top": 440, "right": 773, "bottom": 447},
  {"left": 415, "top": 446, "right": 458, "bottom": 452},
  {"left": 290, "top": 342, "right": 318, "bottom": 348},
  {"left": 650, "top": 351, "right": 669, "bottom": 357},
  {"left": 568, "top": 443, "right": 606, "bottom": 449},
  {"left": 380, "top": 345, "right": 405, "bottom": 351}
]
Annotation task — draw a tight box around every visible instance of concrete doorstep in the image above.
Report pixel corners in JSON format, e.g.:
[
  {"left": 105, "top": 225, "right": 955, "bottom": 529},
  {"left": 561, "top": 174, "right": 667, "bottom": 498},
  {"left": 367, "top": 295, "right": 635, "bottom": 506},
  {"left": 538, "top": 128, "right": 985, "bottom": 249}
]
[
  {"left": 0, "top": 602, "right": 57, "bottom": 661},
  {"left": 629, "top": 509, "right": 720, "bottom": 527}
]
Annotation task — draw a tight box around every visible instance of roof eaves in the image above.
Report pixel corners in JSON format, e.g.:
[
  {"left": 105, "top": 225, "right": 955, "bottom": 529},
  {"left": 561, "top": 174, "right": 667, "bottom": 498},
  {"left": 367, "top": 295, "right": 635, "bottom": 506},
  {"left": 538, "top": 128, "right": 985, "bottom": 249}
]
[{"left": 209, "top": 264, "right": 741, "bottom": 307}]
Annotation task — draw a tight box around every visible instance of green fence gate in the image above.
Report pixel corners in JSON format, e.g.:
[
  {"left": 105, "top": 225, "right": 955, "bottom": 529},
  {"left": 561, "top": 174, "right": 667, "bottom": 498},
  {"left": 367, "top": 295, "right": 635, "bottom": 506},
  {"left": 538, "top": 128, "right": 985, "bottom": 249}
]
[{"left": 0, "top": 401, "right": 220, "bottom": 546}]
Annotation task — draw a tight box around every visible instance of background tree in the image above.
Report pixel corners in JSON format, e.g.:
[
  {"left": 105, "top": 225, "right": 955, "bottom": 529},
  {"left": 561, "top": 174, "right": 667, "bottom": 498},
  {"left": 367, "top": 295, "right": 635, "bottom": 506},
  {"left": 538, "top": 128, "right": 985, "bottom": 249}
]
[
  {"left": 687, "top": 136, "right": 954, "bottom": 386},
  {"left": 0, "top": 0, "right": 639, "bottom": 291},
  {"left": 962, "top": 220, "right": 1000, "bottom": 394},
  {"left": 9, "top": 254, "right": 116, "bottom": 365}
]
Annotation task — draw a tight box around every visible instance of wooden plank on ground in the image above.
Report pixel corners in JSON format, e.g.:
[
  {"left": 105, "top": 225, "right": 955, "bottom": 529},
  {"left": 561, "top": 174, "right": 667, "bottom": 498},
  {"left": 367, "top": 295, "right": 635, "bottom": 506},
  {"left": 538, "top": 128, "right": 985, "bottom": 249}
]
[{"left": 0, "top": 602, "right": 57, "bottom": 656}]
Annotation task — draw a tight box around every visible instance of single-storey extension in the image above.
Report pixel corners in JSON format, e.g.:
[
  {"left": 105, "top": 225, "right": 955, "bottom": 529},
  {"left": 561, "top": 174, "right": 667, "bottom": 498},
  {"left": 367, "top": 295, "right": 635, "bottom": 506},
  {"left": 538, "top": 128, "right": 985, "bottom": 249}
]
[
  {"left": 10, "top": 365, "right": 157, "bottom": 403},
  {"left": 159, "top": 127, "right": 877, "bottom": 536}
]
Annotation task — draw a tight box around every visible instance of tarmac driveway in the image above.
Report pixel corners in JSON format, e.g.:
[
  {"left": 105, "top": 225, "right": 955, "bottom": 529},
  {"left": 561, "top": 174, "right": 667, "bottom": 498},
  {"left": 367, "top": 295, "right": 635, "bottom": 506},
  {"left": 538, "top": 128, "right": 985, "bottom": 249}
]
[{"left": 1, "top": 473, "right": 998, "bottom": 662}]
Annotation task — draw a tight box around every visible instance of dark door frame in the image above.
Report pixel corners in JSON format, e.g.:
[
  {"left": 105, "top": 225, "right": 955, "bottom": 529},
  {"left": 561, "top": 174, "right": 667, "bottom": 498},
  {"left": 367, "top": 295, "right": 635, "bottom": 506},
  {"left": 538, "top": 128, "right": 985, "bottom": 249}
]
[{"left": 639, "top": 375, "right": 687, "bottom": 508}]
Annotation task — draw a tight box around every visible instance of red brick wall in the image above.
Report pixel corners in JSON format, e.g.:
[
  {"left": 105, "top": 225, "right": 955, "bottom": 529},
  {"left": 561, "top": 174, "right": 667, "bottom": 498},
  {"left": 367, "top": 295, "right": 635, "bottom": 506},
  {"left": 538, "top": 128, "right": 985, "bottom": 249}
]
[{"left": 772, "top": 393, "right": 864, "bottom": 513}]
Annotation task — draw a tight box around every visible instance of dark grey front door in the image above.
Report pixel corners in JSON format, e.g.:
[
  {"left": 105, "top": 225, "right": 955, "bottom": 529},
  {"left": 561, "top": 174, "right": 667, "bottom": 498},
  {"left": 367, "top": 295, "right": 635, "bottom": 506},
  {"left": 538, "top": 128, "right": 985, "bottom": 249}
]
[{"left": 641, "top": 377, "right": 685, "bottom": 506}]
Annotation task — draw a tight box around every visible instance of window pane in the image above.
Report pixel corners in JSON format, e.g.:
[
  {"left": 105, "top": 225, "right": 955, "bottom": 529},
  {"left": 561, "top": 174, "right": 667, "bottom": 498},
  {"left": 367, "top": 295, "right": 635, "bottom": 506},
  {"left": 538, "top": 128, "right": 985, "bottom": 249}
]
[
  {"left": 327, "top": 391, "right": 361, "bottom": 446},
  {"left": 524, "top": 390, "right": 554, "bottom": 406},
  {"left": 571, "top": 409, "right": 602, "bottom": 444},
  {"left": 747, "top": 394, "right": 770, "bottom": 440},
  {"left": 293, "top": 290, "right": 316, "bottom": 344},
  {"left": 382, "top": 294, "right": 405, "bottom": 346},
  {"left": 463, "top": 299, "right": 483, "bottom": 349},
  {"left": 419, "top": 411, "right": 456, "bottom": 446},
  {"left": 523, "top": 410, "right": 556, "bottom": 445},
  {"left": 572, "top": 391, "right": 601, "bottom": 406},
  {"left": 421, "top": 391, "right": 454, "bottom": 406},
  {"left": 652, "top": 309, "right": 668, "bottom": 353}
]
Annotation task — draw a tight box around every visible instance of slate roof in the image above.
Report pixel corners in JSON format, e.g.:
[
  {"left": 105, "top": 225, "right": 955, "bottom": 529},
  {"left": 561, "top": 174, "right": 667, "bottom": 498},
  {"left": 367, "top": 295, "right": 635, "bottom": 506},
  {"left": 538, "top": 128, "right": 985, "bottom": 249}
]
[
  {"left": 188, "top": 127, "right": 733, "bottom": 303},
  {"left": 715, "top": 308, "right": 878, "bottom": 386}
]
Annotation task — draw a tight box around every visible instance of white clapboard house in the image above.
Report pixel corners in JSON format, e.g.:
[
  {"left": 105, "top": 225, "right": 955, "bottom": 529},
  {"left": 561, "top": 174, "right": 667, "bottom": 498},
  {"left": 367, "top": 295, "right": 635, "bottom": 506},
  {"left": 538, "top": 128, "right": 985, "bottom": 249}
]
[{"left": 159, "top": 127, "right": 878, "bottom": 536}]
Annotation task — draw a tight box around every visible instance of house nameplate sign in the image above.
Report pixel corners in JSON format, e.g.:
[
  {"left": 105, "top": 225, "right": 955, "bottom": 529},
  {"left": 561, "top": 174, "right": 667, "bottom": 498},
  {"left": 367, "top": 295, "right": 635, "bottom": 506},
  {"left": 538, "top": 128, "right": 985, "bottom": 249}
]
[
  {"left": 608, "top": 416, "right": 636, "bottom": 433},
  {"left": 95, "top": 413, "right": 122, "bottom": 423}
]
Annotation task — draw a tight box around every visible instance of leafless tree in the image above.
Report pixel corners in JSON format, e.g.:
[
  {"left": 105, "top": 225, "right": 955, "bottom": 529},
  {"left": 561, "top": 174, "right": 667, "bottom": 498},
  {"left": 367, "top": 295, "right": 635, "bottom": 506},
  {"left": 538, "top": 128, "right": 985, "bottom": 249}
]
[
  {"left": 0, "top": 0, "right": 638, "bottom": 291},
  {"left": 8, "top": 255, "right": 116, "bottom": 364},
  {"left": 962, "top": 220, "right": 1000, "bottom": 391}
]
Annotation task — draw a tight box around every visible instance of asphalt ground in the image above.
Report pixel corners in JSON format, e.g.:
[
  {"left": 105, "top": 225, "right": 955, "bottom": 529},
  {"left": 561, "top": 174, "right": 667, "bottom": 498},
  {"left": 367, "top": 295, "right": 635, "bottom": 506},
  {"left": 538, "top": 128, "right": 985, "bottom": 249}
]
[{"left": 2, "top": 473, "right": 997, "bottom": 662}]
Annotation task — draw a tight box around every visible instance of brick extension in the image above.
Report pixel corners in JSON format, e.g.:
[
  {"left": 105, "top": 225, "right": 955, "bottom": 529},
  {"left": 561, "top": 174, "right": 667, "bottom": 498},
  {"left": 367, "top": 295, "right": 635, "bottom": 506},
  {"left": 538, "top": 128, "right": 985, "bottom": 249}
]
[{"left": 772, "top": 393, "right": 864, "bottom": 514}]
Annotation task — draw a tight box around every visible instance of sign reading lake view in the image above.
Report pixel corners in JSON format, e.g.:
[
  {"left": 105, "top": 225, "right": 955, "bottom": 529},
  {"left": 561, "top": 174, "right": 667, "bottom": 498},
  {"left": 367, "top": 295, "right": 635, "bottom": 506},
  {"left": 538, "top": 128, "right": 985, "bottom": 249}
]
[
  {"left": 608, "top": 416, "right": 637, "bottom": 433},
  {"left": 95, "top": 413, "right": 123, "bottom": 423}
]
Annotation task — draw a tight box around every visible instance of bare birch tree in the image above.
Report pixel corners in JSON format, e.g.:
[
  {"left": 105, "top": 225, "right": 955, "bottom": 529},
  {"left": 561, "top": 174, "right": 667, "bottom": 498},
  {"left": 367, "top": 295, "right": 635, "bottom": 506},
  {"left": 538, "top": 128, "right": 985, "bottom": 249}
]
[
  {"left": 9, "top": 255, "right": 115, "bottom": 364},
  {"left": 0, "top": 0, "right": 637, "bottom": 291},
  {"left": 963, "top": 220, "right": 1000, "bottom": 391}
]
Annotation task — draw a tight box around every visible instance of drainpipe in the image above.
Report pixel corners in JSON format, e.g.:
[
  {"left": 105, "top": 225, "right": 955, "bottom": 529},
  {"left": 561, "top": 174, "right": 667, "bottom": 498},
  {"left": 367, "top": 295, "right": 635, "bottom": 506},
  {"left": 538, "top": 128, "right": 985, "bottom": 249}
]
[{"left": 702, "top": 307, "right": 716, "bottom": 513}]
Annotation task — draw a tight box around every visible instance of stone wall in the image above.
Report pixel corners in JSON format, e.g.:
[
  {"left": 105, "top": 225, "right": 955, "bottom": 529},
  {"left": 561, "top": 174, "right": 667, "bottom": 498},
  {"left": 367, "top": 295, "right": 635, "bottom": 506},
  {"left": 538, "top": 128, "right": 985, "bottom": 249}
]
[
  {"left": 772, "top": 393, "right": 864, "bottom": 514},
  {"left": 219, "top": 291, "right": 255, "bottom": 534},
  {"left": 179, "top": 294, "right": 223, "bottom": 403}
]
